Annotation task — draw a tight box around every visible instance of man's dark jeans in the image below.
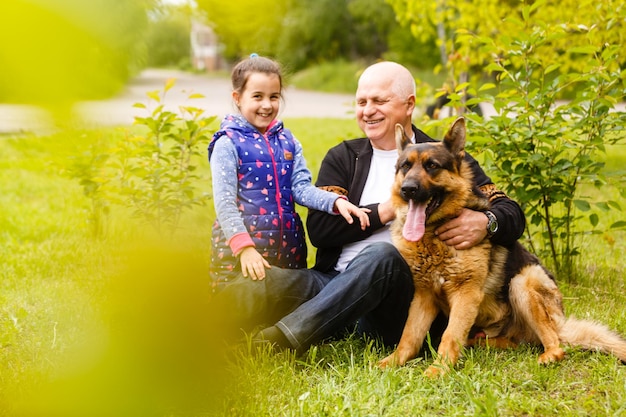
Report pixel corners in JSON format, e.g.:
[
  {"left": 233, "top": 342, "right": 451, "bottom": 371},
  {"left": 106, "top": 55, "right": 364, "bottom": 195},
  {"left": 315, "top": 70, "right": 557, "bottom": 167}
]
[{"left": 210, "top": 242, "right": 414, "bottom": 350}]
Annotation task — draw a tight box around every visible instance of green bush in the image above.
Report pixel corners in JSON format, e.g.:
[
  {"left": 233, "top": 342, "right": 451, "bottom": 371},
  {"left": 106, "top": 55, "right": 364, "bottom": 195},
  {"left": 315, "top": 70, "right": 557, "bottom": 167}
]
[
  {"left": 458, "top": 12, "right": 626, "bottom": 279},
  {"left": 68, "top": 79, "right": 216, "bottom": 238}
]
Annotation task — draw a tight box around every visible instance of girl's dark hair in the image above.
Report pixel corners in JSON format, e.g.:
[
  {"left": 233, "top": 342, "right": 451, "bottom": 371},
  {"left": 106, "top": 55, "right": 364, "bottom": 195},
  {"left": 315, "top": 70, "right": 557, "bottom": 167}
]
[{"left": 231, "top": 55, "right": 283, "bottom": 94}]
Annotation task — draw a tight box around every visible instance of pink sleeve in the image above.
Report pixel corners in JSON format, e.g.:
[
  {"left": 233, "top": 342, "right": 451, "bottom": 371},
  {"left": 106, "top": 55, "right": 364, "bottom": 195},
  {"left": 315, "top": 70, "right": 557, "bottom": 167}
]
[{"left": 228, "top": 232, "right": 255, "bottom": 256}]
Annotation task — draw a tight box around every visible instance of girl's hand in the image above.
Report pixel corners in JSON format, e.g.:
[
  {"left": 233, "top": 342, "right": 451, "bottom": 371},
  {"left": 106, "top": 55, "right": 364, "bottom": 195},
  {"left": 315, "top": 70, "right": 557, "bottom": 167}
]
[
  {"left": 334, "top": 198, "right": 371, "bottom": 230},
  {"left": 239, "top": 247, "right": 271, "bottom": 280}
]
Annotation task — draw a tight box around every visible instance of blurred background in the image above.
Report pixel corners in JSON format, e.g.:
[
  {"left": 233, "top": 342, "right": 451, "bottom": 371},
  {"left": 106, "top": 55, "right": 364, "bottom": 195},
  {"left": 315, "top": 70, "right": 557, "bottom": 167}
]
[
  {"left": 0, "top": 0, "right": 447, "bottom": 111},
  {"left": 2, "top": 0, "right": 624, "bottom": 120},
  {"left": 0, "top": 0, "right": 451, "bottom": 133}
]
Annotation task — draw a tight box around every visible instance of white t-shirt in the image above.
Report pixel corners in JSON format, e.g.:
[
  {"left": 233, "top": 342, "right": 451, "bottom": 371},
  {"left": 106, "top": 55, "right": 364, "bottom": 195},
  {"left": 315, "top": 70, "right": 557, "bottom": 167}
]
[{"left": 334, "top": 147, "right": 399, "bottom": 272}]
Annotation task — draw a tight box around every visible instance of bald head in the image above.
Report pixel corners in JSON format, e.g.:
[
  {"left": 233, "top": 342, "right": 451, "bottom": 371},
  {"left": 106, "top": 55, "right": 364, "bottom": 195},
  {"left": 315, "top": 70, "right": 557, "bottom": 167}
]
[
  {"left": 358, "top": 61, "right": 416, "bottom": 100},
  {"left": 355, "top": 61, "right": 417, "bottom": 150}
]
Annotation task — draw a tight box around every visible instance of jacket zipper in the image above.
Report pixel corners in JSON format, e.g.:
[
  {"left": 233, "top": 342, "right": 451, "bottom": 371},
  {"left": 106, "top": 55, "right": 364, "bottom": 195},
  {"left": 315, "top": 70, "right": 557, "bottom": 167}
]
[{"left": 262, "top": 132, "right": 283, "bottom": 255}]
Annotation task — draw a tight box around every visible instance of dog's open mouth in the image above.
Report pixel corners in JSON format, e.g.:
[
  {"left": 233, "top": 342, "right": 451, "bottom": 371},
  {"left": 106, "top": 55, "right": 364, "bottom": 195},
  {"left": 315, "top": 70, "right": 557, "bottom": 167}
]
[{"left": 403, "top": 196, "right": 441, "bottom": 242}]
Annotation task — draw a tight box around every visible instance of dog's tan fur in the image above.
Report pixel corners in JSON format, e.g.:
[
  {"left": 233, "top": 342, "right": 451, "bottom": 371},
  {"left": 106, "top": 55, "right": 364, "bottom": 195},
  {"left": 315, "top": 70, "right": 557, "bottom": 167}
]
[{"left": 378, "top": 118, "right": 626, "bottom": 377}]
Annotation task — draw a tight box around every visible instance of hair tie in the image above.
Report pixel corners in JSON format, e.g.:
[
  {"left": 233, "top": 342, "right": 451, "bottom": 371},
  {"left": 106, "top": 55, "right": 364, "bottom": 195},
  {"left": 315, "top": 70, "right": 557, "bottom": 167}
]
[{"left": 250, "top": 53, "right": 259, "bottom": 58}]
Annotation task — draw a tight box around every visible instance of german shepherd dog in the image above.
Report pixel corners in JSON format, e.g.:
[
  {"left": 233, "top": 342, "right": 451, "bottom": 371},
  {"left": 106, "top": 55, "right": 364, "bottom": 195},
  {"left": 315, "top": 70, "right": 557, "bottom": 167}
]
[{"left": 378, "top": 117, "right": 626, "bottom": 377}]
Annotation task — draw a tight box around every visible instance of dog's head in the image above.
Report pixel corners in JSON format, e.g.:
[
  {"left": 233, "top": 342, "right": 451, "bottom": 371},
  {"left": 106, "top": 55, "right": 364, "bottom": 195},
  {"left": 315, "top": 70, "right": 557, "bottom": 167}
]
[{"left": 392, "top": 117, "right": 474, "bottom": 242}]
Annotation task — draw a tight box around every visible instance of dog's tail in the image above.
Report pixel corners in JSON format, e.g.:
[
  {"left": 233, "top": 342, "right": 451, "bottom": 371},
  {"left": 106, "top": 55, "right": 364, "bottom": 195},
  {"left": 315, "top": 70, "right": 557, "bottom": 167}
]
[{"left": 559, "top": 316, "right": 626, "bottom": 362}]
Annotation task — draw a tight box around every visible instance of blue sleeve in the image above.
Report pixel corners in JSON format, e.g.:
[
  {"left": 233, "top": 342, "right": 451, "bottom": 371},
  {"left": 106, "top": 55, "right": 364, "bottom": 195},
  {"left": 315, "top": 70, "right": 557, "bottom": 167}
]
[
  {"left": 291, "top": 136, "right": 342, "bottom": 213},
  {"left": 209, "top": 137, "right": 248, "bottom": 240}
]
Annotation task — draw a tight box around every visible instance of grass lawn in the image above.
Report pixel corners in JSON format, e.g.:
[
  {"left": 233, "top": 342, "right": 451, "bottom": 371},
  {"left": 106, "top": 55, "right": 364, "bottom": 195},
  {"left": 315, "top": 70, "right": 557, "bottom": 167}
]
[{"left": 1, "top": 118, "right": 625, "bottom": 416}]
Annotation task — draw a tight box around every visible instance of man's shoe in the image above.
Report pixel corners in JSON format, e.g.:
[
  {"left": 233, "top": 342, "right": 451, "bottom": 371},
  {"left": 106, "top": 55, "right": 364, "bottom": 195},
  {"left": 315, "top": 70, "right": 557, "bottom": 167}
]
[{"left": 250, "top": 326, "right": 292, "bottom": 354}]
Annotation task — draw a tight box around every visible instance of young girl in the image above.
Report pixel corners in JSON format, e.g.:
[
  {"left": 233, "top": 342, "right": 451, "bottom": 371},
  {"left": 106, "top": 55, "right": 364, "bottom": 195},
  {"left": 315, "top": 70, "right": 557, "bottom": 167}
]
[{"left": 208, "top": 54, "right": 369, "bottom": 287}]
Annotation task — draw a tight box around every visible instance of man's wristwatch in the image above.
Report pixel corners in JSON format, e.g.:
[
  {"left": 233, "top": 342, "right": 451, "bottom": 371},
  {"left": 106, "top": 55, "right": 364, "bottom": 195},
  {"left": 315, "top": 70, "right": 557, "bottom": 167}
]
[{"left": 484, "top": 210, "right": 499, "bottom": 237}]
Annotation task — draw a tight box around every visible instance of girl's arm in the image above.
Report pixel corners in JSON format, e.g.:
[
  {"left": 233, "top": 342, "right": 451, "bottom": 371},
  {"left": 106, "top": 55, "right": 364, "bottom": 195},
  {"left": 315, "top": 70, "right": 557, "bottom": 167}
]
[
  {"left": 290, "top": 137, "right": 338, "bottom": 212},
  {"left": 290, "top": 138, "right": 369, "bottom": 229},
  {"left": 210, "top": 138, "right": 254, "bottom": 254},
  {"left": 211, "top": 137, "right": 273, "bottom": 280},
  {"left": 307, "top": 143, "right": 383, "bottom": 249}
]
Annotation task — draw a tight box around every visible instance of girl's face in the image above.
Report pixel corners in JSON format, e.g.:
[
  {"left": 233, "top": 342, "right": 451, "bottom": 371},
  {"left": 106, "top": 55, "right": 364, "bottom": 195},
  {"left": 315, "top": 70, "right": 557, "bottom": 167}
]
[{"left": 233, "top": 72, "right": 281, "bottom": 134}]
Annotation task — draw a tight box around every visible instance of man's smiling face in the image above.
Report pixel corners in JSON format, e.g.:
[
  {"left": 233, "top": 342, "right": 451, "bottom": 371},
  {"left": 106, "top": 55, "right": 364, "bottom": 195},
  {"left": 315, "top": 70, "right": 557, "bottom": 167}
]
[{"left": 355, "top": 66, "right": 414, "bottom": 150}]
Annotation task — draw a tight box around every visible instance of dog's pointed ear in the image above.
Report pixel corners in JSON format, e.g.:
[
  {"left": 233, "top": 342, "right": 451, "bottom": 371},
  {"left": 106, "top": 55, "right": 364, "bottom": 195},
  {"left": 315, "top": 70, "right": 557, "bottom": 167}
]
[
  {"left": 443, "top": 117, "right": 466, "bottom": 159},
  {"left": 395, "top": 124, "right": 410, "bottom": 153}
]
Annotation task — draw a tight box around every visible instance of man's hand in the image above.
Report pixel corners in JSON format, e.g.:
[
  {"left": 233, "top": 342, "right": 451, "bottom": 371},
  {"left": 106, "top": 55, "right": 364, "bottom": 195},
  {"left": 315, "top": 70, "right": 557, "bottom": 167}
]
[
  {"left": 334, "top": 198, "right": 371, "bottom": 230},
  {"left": 239, "top": 247, "right": 271, "bottom": 280},
  {"left": 435, "top": 208, "right": 488, "bottom": 249}
]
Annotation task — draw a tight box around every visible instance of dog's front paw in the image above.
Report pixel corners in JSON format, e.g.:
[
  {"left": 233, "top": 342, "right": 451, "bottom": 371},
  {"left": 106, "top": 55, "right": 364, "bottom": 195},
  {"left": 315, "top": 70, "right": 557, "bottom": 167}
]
[
  {"left": 424, "top": 361, "right": 450, "bottom": 378},
  {"left": 378, "top": 353, "right": 401, "bottom": 369},
  {"left": 538, "top": 347, "right": 565, "bottom": 364}
]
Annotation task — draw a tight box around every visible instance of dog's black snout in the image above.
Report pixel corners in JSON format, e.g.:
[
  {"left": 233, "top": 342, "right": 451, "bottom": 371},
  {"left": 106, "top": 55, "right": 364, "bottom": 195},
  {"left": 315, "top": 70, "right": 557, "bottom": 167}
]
[{"left": 401, "top": 184, "right": 419, "bottom": 200}]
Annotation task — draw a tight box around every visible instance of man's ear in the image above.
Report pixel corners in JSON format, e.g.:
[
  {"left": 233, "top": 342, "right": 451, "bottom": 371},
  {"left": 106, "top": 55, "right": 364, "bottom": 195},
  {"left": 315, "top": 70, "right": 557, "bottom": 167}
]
[{"left": 405, "top": 94, "right": 416, "bottom": 117}]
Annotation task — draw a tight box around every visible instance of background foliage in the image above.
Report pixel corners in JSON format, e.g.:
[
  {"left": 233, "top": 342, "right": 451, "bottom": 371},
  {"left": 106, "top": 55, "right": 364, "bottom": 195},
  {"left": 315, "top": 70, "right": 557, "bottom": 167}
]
[
  {"left": 387, "top": 0, "right": 626, "bottom": 89},
  {"left": 195, "top": 0, "right": 438, "bottom": 72},
  {"left": 144, "top": 3, "right": 193, "bottom": 69},
  {"left": 0, "top": 0, "right": 154, "bottom": 107}
]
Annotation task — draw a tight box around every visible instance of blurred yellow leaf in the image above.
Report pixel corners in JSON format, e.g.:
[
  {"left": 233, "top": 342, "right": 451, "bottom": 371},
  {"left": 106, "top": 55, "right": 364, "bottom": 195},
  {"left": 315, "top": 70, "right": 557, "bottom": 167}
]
[
  {"left": 164, "top": 77, "right": 177, "bottom": 92},
  {"left": 147, "top": 90, "right": 162, "bottom": 102}
]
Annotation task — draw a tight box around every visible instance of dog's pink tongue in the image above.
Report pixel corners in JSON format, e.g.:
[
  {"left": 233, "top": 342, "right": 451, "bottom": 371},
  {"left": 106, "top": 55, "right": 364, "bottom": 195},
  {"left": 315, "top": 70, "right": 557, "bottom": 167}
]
[{"left": 403, "top": 200, "right": 426, "bottom": 242}]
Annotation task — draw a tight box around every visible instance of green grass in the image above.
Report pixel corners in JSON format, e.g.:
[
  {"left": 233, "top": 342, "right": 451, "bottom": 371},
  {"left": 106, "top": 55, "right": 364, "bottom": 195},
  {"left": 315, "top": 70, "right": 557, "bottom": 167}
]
[
  {"left": 1, "top": 119, "right": 626, "bottom": 416},
  {"left": 223, "top": 337, "right": 626, "bottom": 416}
]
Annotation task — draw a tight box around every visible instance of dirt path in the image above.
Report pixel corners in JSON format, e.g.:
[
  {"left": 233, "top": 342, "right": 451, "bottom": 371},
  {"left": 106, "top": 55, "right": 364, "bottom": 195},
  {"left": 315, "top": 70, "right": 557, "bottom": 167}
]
[
  {"left": 0, "top": 69, "right": 356, "bottom": 134},
  {"left": 4, "top": 68, "right": 623, "bottom": 134}
]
